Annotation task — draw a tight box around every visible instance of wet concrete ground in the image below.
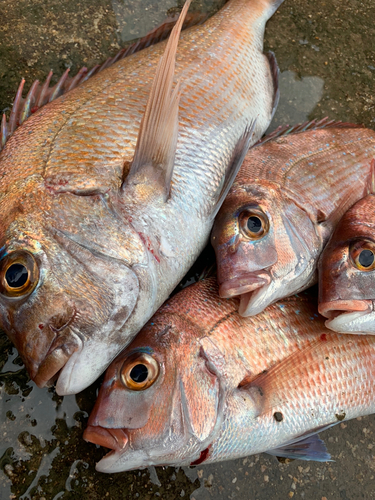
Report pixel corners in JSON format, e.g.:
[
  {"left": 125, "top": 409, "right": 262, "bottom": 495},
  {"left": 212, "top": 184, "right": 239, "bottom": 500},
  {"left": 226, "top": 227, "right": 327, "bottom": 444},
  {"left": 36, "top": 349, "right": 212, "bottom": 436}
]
[{"left": 0, "top": 0, "right": 375, "bottom": 498}]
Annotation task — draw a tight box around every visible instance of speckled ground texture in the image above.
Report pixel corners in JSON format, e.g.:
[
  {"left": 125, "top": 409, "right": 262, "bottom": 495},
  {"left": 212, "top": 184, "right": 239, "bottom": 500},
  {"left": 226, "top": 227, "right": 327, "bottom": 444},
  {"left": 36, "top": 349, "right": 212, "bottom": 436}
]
[{"left": 0, "top": 0, "right": 375, "bottom": 499}]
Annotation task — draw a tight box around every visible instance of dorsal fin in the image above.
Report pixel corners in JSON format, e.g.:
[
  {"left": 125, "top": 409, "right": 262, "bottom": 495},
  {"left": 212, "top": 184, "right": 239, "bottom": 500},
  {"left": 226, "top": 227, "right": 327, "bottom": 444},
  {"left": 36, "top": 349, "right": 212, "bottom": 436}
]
[
  {"left": 265, "top": 52, "right": 280, "bottom": 122},
  {"left": 209, "top": 120, "right": 257, "bottom": 221},
  {"left": 254, "top": 117, "right": 365, "bottom": 149},
  {"left": 0, "top": 7, "right": 206, "bottom": 154},
  {"left": 365, "top": 159, "right": 375, "bottom": 196},
  {"left": 124, "top": 0, "right": 192, "bottom": 200}
]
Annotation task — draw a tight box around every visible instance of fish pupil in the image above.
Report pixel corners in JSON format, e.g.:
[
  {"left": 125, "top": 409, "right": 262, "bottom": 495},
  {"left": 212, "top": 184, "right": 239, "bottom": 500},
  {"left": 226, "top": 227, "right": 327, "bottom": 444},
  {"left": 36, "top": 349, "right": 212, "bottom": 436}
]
[
  {"left": 247, "top": 216, "right": 262, "bottom": 233},
  {"left": 130, "top": 364, "right": 148, "bottom": 383},
  {"left": 5, "top": 264, "right": 28, "bottom": 288},
  {"left": 359, "top": 249, "right": 374, "bottom": 268}
]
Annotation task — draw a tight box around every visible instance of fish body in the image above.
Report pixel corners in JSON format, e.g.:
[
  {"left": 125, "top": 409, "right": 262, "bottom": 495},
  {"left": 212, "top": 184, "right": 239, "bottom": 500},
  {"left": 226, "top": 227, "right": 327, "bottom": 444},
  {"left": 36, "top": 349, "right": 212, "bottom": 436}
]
[
  {"left": 318, "top": 163, "right": 375, "bottom": 333},
  {"left": 211, "top": 123, "right": 375, "bottom": 317},
  {"left": 84, "top": 277, "right": 375, "bottom": 472},
  {"left": 0, "top": 0, "right": 281, "bottom": 395}
]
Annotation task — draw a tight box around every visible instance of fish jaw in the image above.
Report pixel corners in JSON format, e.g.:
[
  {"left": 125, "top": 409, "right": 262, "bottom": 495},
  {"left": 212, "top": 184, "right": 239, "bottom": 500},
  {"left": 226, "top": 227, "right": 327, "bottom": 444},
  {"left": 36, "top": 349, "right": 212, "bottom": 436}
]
[
  {"left": 55, "top": 339, "right": 124, "bottom": 395},
  {"left": 83, "top": 426, "right": 137, "bottom": 473},
  {"left": 238, "top": 279, "right": 275, "bottom": 317},
  {"left": 320, "top": 299, "right": 375, "bottom": 334},
  {"left": 83, "top": 425, "right": 157, "bottom": 473},
  {"left": 32, "top": 331, "right": 82, "bottom": 388},
  {"left": 219, "top": 271, "right": 271, "bottom": 299},
  {"left": 84, "top": 426, "right": 128, "bottom": 452}
]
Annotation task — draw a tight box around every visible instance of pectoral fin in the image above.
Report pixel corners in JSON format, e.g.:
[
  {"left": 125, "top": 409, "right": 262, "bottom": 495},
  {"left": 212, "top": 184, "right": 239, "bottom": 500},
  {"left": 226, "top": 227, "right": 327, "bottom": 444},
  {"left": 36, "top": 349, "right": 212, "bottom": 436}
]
[
  {"left": 124, "top": 0, "right": 192, "bottom": 200},
  {"left": 209, "top": 121, "right": 257, "bottom": 221}
]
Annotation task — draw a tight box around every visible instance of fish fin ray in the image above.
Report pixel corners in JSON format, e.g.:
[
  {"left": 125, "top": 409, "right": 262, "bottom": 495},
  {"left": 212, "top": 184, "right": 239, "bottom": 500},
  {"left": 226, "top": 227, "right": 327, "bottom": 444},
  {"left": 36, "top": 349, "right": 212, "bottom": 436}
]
[
  {"left": 364, "top": 158, "right": 375, "bottom": 196},
  {"left": 0, "top": 4, "right": 206, "bottom": 152},
  {"left": 254, "top": 118, "right": 364, "bottom": 149},
  {"left": 266, "top": 433, "right": 333, "bottom": 462},
  {"left": 266, "top": 52, "right": 280, "bottom": 122},
  {"left": 209, "top": 120, "right": 257, "bottom": 221},
  {"left": 124, "top": 0, "right": 192, "bottom": 200}
]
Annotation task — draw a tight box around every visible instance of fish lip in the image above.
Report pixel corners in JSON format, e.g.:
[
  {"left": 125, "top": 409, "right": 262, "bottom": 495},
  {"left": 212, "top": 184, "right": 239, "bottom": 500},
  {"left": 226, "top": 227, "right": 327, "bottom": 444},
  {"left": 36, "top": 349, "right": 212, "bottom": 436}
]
[
  {"left": 32, "top": 325, "right": 83, "bottom": 388},
  {"left": 218, "top": 272, "right": 271, "bottom": 299},
  {"left": 237, "top": 283, "right": 270, "bottom": 317},
  {"left": 318, "top": 300, "right": 372, "bottom": 319},
  {"left": 83, "top": 425, "right": 129, "bottom": 453},
  {"left": 325, "top": 309, "right": 374, "bottom": 334}
]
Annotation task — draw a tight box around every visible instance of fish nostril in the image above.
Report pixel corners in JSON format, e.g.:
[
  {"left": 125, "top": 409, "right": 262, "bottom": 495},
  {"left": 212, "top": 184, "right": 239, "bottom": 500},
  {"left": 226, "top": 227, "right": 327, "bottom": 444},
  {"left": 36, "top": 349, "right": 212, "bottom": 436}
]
[{"left": 48, "top": 308, "right": 76, "bottom": 333}]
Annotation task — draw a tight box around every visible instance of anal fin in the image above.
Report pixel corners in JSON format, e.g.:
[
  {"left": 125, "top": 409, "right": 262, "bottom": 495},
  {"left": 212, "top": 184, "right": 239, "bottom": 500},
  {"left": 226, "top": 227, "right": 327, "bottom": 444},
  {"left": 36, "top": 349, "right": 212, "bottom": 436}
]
[{"left": 266, "top": 432, "right": 333, "bottom": 462}]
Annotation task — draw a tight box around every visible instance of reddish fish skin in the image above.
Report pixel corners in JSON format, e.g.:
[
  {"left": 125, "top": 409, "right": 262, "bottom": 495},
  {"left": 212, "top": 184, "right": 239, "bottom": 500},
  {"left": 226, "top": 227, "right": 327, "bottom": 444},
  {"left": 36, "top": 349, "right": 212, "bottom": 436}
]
[
  {"left": 212, "top": 124, "right": 375, "bottom": 317},
  {"left": 0, "top": 0, "right": 283, "bottom": 395},
  {"left": 318, "top": 191, "right": 375, "bottom": 333},
  {"left": 84, "top": 277, "right": 375, "bottom": 473}
]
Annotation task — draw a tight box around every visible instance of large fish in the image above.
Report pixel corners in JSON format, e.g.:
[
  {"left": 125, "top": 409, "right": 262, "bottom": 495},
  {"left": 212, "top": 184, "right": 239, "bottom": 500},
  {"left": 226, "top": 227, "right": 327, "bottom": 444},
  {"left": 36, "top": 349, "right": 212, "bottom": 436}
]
[
  {"left": 84, "top": 276, "right": 375, "bottom": 473},
  {"left": 0, "top": 0, "right": 282, "bottom": 395},
  {"left": 211, "top": 121, "right": 375, "bottom": 317},
  {"left": 318, "top": 160, "right": 375, "bottom": 333}
]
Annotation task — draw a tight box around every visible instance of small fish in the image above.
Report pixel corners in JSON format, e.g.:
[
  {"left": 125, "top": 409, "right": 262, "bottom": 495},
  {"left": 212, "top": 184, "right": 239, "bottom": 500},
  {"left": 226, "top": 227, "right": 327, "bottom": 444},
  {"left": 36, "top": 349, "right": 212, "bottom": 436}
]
[
  {"left": 84, "top": 277, "right": 375, "bottom": 473},
  {"left": 0, "top": 0, "right": 282, "bottom": 395},
  {"left": 318, "top": 159, "right": 375, "bottom": 333},
  {"left": 211, "top": 121, "right": 375, "bottom": 317}
]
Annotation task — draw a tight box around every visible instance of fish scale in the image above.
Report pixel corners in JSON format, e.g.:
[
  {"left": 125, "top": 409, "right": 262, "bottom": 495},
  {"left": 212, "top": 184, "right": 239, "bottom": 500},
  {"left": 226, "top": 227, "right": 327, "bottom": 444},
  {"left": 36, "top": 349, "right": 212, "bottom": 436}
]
[
  {"left": 0, "top": 0, "right": 282, "bottom": 395},
  {"left": 212, "top": 123, "right": 375, "bottom": 318},
  {"left": 85, "top": 277, "right": 375, "bottom": 472}
]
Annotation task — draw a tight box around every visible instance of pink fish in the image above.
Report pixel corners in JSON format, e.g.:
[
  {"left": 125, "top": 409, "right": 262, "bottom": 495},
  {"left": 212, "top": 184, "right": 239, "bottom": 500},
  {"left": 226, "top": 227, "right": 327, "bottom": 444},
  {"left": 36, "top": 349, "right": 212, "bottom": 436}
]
[
  {"left": 319, "top": 160, "right": 375, "bottom": 333},
  {"left": 212, "top": 121, "right": 375, "bottom": 317},
  {"left": 0, "top": 0, "right": 282, "bottom": 395},
  {"left": 84, "top": 277, "right": 375, "bottom": 472}
]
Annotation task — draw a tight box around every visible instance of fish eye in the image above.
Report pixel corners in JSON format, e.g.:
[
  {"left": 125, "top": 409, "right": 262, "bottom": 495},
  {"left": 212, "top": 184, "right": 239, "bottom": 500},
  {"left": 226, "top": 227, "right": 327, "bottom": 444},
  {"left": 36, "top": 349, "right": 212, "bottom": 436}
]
[
  {"left": 239, "top": 208, "right": 269, "bottom": 240},
  {"left": 0, "top": 251, "right": 39, "bottom": 298},
  {"left": 120, "top": 352, "right": 159, "bottom": 391},
  {"left": 350, "top": 241, "right": 375, "bottom": 271}
]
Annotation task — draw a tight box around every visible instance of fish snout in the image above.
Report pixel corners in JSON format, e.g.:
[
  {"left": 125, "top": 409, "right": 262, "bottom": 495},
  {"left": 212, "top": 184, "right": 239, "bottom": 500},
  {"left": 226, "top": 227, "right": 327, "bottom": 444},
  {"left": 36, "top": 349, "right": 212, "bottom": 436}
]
[
  {"left": 30, "top": 311, "right": 82, "bottom": 387},
  {"left": 318, "top": 299, "right": 372, "bottom": 319},
  {"left": 84, "top": 426, "right": 129, "bottom": 452},
  {"left": 32, "top": 336, "right": 81, "bottom": 387},
  {"left": 219, "top": 272, "right": 271, "bottom": 299}
]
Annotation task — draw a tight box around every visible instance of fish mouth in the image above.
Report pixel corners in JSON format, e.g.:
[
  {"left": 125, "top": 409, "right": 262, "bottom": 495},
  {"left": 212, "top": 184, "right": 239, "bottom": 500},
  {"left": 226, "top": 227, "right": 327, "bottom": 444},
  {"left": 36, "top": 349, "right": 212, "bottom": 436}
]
[
  {"left": 318, "top": 300, "right": 371, "bottom": 319},
  {"left": 319, "top": 300, "right": 374, "bottom": 334},
  {"left": 84, "top": 425, "right": 129, "bottom": 452},
  {"left": 219, "top": 272, "right": 271, "bottom": 299},
  {"left": 32, "top": 328, "right": 83, "bottom": 388}
]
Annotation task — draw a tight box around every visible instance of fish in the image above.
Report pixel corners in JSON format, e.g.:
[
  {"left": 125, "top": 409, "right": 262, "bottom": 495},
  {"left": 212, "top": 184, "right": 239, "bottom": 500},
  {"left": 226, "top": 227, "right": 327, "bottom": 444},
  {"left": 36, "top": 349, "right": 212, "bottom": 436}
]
[
  {"left": 83, "top": 276, "right": 375, "bottom": 473},
  {"left": 211, "top": 120, "right": 375, "bottom": 317},
  {"left": 0, "top": 0, "right": 283, "bottom": 395},
  {"left": 318, "top": 159, "right": 375, "bottom": 333}
]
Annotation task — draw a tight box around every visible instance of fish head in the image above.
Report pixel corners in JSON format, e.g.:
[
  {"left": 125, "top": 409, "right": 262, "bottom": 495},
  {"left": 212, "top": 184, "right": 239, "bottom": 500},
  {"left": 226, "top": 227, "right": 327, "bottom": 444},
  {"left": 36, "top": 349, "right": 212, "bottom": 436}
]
[
  {"left": 84, "top": 313, "right": 222, "bottom": 472},
  {"left": 0, "top": 182, "right": 152, "bottom": 394},
  {"left": 212, "top": 182, "right": 321, "bottom": 316},
  {"left": 318, "top": 194, "right": 375, "bottom": 333}
]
